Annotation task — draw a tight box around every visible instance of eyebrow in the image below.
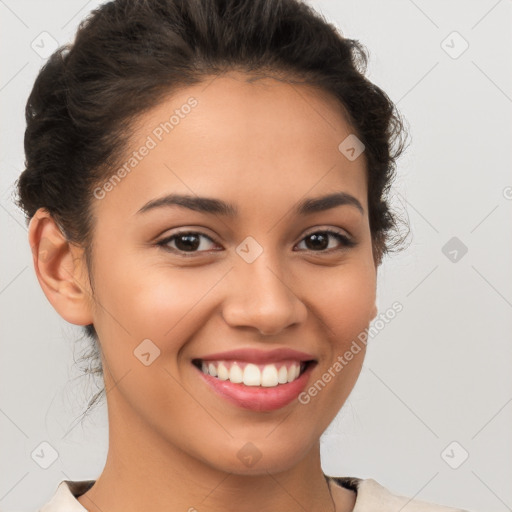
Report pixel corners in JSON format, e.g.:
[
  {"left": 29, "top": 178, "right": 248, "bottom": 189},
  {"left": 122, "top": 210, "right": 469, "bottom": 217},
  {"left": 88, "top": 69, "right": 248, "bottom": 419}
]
[{"left": 136, "top": 191, "right": 364, "bottom": 217}]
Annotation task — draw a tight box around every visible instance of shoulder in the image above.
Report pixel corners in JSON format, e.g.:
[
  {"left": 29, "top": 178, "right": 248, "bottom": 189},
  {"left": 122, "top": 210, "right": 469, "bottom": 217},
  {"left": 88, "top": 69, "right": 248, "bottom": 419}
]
[
  {"left": 328, "top": 475, "right": 473, "bottom": 512},
  {"left": 39, "top": 480, "right": 94, "bottom": 512},
  {"left": 40, "top": 477, "right": 474, "bottom": 512}
]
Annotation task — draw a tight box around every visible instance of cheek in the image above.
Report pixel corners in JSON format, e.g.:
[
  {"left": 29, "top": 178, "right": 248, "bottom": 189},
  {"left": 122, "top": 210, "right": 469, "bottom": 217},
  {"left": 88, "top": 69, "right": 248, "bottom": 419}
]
[
  {"left": 300, "top": 259, "right": 375, "bottom": 399},
  {"left": 92, "top": 258, "right": 221, "bottom": 356},
  {"left": 305, "top": 259, "right": 376, "bottom": 343},
  {"left": 89, "top": 260, "right": 214, "bottom": 419},
  {"left": 128, "top": 266, "right": 224, "bottom": 338},
  {"left": 294, "top": 279, "right": 373, "bottom": 426}
]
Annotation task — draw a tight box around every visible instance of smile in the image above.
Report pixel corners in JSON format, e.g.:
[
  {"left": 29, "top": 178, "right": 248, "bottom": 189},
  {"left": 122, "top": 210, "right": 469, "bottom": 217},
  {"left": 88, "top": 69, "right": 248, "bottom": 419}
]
[
  {"left": 193, "top": 359, "right": 311, "bottom": 387},
  {"left": 192, "top": 358, "right": 317, "bottom": 411}
]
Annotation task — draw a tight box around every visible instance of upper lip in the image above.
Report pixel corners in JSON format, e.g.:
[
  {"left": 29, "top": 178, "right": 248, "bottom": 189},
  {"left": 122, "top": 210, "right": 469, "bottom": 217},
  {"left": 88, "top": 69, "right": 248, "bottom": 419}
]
[{"left": 195, "top": 348, "right": 317, "bottom": 364}]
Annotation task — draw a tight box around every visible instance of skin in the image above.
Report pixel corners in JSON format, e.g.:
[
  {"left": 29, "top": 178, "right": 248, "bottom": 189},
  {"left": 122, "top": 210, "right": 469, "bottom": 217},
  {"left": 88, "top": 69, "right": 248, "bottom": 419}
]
[{"left": 29, "top": 71, "right": 378, "bottom": 512}]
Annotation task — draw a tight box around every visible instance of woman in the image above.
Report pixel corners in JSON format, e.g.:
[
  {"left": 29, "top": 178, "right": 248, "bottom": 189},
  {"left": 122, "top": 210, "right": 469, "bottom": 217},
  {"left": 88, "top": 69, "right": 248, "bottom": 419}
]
[{"left": 17, "top": 0, "right": 472, "bottom": 510}]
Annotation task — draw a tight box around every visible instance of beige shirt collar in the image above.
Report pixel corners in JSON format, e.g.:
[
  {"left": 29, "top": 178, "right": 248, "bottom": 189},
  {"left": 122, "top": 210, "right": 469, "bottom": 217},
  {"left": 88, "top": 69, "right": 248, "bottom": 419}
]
[{"left": 39, "top": 477, "right": 469, "bottom": 512}]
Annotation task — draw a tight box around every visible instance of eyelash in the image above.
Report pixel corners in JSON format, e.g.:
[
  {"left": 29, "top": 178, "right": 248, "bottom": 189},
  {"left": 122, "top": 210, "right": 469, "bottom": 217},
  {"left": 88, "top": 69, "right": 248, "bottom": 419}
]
[{"left": 156, "top": 228, "right": 356, "bottom": 257}]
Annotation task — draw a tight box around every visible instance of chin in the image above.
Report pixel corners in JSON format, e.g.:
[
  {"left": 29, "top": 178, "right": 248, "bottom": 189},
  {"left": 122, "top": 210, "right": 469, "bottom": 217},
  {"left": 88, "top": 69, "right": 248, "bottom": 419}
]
[{"left": 203, "top": 436, "right": 315, "bottom": 476}]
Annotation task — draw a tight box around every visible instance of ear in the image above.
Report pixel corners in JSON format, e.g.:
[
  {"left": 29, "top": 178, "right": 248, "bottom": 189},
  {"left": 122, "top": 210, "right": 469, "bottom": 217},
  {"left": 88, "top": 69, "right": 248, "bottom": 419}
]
[{"left": 28, "top": 208, "right": 94, "bottom": 326}]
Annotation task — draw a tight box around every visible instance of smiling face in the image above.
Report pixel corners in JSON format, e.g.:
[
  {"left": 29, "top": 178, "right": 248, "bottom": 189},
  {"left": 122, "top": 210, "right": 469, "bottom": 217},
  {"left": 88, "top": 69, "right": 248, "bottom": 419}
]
[{"left": 76, "top": 71, "right": 378, "bottom": 475}]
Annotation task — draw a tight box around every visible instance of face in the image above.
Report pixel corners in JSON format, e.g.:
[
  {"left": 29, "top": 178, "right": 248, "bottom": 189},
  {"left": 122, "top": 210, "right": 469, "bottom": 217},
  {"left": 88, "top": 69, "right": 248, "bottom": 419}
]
[{"left": 68, "top": 72, "right": 377, "bottom": 474}]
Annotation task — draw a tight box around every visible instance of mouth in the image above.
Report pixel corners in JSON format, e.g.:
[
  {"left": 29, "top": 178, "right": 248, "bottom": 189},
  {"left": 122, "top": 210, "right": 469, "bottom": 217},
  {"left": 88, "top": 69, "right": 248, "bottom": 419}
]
[
  {"left": 192, "top": 358, "right": 315, "bottom": 388},
  {"left": 192, "top": 357, "right": 317, "bottom": 411}
]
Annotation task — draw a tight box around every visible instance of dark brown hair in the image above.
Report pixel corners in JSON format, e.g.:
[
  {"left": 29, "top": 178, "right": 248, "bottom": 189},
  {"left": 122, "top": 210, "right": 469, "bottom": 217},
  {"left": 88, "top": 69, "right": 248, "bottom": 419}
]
[{"left": 15, "top": 0, "right": 409, "bottom": 420}]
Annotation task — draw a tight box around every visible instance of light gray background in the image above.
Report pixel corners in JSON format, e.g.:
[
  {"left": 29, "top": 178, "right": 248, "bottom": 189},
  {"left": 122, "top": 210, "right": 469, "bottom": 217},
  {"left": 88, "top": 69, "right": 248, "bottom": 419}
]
[{"left": 1, "top": 1, "right": 511, "bottom": 511}]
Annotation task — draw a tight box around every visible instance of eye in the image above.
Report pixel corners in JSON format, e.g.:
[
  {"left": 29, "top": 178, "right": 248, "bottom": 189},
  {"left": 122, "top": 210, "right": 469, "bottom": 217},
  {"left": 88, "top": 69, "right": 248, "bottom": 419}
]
[
  {"left": 295, "top": 229, "right": 356, "bottom": 253},
  {"left": 156, "top": 228, "right": 356, "bottom": 257},
  {"left": 156, "top": 231, "right": 220, "bottom": 256}
]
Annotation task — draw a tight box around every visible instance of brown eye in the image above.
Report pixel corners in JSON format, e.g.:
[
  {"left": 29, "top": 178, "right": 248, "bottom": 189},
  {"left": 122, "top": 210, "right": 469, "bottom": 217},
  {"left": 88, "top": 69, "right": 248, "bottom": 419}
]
[
  {"left": 296, "top": 230, "right": 356, "bottom": 252},
  {"left": 157, "top": 231, "right": 219, "bottom": 255}
]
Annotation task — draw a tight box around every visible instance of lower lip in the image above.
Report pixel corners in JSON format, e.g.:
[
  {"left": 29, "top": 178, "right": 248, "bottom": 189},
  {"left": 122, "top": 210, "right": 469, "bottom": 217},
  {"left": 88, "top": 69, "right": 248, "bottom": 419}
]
[{"left": 195, "top": 363, "right": 315, "bottom": 412}]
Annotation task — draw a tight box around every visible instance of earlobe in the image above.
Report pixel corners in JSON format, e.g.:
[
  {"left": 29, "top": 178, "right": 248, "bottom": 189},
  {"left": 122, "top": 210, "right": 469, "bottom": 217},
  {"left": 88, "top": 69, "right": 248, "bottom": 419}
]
[{"left": 28, "top": 208, "right": 94, "bottom": 326}]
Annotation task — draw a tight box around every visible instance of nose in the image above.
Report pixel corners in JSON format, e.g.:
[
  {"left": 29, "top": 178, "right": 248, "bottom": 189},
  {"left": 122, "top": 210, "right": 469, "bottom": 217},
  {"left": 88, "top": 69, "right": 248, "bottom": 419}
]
[{"left": 221, "top": 253, "right": 307, "bottom": 336}]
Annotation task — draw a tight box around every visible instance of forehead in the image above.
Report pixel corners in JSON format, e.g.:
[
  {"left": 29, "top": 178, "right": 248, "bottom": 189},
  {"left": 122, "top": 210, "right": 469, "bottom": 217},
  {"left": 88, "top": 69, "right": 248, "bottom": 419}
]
[
  {"left": 91, "top": 72, "right": 368, "bottom": 220},
  {"left": 142, "top": 71, "right": 360, "bottom": 158}
]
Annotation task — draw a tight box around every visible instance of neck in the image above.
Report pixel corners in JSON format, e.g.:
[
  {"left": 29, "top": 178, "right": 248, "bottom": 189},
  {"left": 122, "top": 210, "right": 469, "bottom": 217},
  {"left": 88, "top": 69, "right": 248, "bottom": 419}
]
[{"left": 77, "top": 397, "right": 345, "bottom": 512}]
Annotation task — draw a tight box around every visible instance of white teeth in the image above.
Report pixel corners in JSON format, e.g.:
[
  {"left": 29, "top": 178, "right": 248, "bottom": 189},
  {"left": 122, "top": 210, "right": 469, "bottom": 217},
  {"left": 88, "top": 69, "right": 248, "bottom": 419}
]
[
  {"left": 217, "top": 362, "right": 229, "bottom": 380},
  {"left": 243, "top": 363, "right": 261, "bottom": 386},
  {"left": 277, "top": 365, "right": 288, "bottom": 384},
  {"left": 261, "top": 364, "right": 279, "bottom": 387},
  {"left": 208, "top": 362, "right": 218, "bottom": 377},
  {"left": 229, "top": 363, "right": 243, "bottom": 383},
  {"left": 199, "top": 360, "right": 304, "bottom": 387}
]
